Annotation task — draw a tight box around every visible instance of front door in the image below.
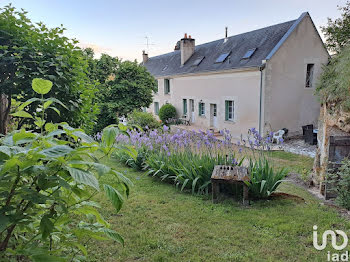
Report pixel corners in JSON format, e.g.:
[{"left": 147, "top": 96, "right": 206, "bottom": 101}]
[
  {"left": 210, "top": 104, "right": 218, "bottom": 128},
  {"left": 190, "top": 99, "right": 195, "bottom": 123}
]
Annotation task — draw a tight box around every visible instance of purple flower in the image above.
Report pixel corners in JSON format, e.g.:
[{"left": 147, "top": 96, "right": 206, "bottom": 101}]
[{"left": 163, "top": 125, "right": 169, "bottom": 132}]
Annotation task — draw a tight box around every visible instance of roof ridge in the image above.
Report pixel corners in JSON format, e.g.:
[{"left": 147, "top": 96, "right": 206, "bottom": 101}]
[{"left": 148, "top": 18, "right": 297, "bottom": 60}]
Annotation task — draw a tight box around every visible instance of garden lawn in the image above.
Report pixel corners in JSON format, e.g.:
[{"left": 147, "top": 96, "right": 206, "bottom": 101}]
[{"left": 88, "top": 154, "right": 350, "bottom": 262}]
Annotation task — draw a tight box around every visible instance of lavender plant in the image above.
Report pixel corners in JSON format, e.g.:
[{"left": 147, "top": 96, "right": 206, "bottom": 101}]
[{"left": 115, "top": 126, "right": 243, "bottom": 194}]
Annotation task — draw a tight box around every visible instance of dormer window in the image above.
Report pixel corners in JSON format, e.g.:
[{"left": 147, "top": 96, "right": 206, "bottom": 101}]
[
  {"left": 215, "top": 52, "right": 231, "bottom": 63},
  {"left": 242, "top": 48, "right": 256, "bottom": 59},
  {"left": 192, "top": 56, "right": 204, "bottom": 66}
]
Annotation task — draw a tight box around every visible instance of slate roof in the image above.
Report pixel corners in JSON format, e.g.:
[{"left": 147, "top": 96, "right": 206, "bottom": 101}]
[{"left": 144, "top": 17, "right": 301, "bottom": 78}]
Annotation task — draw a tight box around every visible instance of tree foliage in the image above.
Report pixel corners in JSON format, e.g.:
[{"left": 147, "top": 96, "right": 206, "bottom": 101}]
[
  {"left": 87, "top": 54, "right": 156, "bottom": 132},
  {"left": 316, "top": 45, "right": 350, "bottom": 112},
  {"left": 321, "top": 1, "right": 350, "bottom": 53},
  {"left": 0, "top": 5, "right": 98, "bottom": 134},
  {"left": 0, "top": 79, "right": 131, "bottom": 261}
]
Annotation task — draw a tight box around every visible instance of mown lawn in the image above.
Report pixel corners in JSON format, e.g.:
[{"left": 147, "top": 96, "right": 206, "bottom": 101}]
[{"left": 87, "top": 153, "right": 350, "bottom": 262}]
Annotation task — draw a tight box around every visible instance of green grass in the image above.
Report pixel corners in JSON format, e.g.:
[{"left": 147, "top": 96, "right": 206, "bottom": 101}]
[{"left": 87, "top": 155, "right": 349, "bottom": 262}]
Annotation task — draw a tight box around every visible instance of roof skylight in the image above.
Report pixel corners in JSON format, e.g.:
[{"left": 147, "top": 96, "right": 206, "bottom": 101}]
[
  {"left": 215, "top": 52, "right": 231, "bottom": 63},
  {"left": 242, "top": 48, "right": 257, "bottom": 59},
  {"left": 162, "top": 65, "right": 168, "bottom": 71},
  {"left": 192, "top": 56, "right": 205, "bottom": 66}
]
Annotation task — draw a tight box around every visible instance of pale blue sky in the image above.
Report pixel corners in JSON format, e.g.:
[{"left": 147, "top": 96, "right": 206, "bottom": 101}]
[{"left": 1, "top": 0, "right": 347, "bottom": 61}]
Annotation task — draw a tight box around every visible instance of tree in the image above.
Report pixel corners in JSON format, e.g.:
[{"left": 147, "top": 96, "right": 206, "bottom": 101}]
[
  {"left": 316, "top": 44, "right": 350, "bottom": 112},
  {"left": 321, "top": 1, "right": 350, "bottom": 53},
  {"left": 94, "top": 60, "right": 156, "bottom": 132},
  {"left": 0, "top": 5, "right": 98, "bottom": 135}
]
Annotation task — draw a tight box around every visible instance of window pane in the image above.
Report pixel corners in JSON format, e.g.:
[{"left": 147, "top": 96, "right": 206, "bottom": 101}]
[{"left": 305, "top": 64, "right": 314, "bottom": 88}]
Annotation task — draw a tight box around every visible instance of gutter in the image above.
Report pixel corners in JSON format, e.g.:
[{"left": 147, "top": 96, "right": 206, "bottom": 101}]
[{"left": 259, "top": 61, "right": 266, "bottom": 135}]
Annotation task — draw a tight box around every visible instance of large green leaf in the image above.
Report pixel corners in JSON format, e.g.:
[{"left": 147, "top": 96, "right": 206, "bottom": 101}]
[
  {"left": 67, "top": 167, "right": 100, "bottom": 191},
  {"left": 13, "top": 130, "right": 37, "bottom": 144},
  {"left": 102, "top": 126, "right": 118, "bottom": 148},
  {"left": 103, "top": 184, "right": 124, "bottom": 212},
  {"left": 32, "top": 78, "right": 53, "bottom": 95},
  {"left": 72, "top": 131, "right": 95, "bottom": 143},
  {"left": 0, "top": 146, "right": 11, "bottom": 157},
  {"left": 11, "top": 111, "right": 33, "bottom": 119},
  {"left": 99, "top": 228, "right": 124, "bottom": 246},
  {"left": 39, "top": 215, "right": 54, "bottom": 239},
  {"left": 17, "top": 97, "right": 41, "bottom": 111},
  {"left": 40, "top": 145, "right": 73, "bottom": 158}
]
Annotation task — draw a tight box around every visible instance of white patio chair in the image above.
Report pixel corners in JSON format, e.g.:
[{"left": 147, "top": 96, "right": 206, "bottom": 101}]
[{"left": 272, "top": 129, "right": 285, "bottom": 144}]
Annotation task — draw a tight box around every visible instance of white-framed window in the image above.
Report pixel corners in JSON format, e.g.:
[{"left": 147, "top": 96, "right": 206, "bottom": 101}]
[
  {"left": 199, "top": 102, "right": 205, "bottom": 116},
  {"left": 225, "top": 100, "right": 234, "bottom": 121},
  {"left": 305, "top": 64, "right": 314, "bottom": 88}
]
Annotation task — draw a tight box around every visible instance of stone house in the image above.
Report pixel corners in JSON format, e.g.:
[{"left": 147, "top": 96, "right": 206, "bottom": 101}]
[{"left": 142, "top": 12, "right": 329, "bottom": 138}]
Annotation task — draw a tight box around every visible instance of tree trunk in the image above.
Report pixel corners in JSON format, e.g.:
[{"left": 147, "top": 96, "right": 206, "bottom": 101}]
[{"left": 0, "top": 93, "right": 11, "bottom": 135}]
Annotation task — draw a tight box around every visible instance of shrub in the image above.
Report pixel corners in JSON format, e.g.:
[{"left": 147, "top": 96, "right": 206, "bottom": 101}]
[
  {"left": 0, "top": 79, "right": 131, "bottom": 261},
  {"left": 245, "top": 158, "right": 287, "bottom": 199},
  {"left": 328, "top": 158, "right": 350, "bottom": 209},
  {"left": 158, "top": 104, "right": 176, "bottom": 123},
  {"left": 128, "top": 110, "right": 160, "bottom": 130}
]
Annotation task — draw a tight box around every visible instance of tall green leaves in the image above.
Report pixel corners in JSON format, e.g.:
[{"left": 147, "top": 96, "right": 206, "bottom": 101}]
[{"left": 244, "top": 158, "right": 287, "bottom": 199}]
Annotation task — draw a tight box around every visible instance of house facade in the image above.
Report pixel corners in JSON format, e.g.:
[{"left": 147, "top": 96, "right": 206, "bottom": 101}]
[{"left": 143, "top": 12, "right": 329, "bottom": 138}]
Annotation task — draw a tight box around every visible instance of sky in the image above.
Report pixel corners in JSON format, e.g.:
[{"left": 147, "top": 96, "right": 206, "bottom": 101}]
[{"left": 1, "top": 0, "right": 347, "bottom": 61}]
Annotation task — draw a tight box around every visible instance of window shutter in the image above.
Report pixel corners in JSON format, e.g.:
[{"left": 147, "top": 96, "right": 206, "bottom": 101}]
[
  {"left": 198, "top": 103, "right": 201, "bottom": 116},
  {"left": 225, "top": 101, "right": 228, "bottom": 120}
]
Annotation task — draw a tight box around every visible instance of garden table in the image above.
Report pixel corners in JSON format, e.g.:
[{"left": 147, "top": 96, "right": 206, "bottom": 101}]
[{"left": 211, "top": 165, "right": 250, "bottom": 205}]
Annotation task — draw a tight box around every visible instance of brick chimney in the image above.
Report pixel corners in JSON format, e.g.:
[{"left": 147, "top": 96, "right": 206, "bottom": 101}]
[
  {"left": 180, "top": 33, "right": 195, "bottom": 65},
  {"left": 142, "top": 50, "right": 148, "bottom": 64}
]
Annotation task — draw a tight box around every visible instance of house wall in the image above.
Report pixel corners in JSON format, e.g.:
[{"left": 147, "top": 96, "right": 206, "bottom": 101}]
[
  {"left": 263, "top": 15, "right": 329, "bottom": 136},
  {"left": 147, "top": 69, "right": 261, "bottom": 139}
]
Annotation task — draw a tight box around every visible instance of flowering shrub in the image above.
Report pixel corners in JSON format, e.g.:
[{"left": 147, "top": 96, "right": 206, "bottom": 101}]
[{"left": 115, "top": 126, "right": 242, "bottom": 193}]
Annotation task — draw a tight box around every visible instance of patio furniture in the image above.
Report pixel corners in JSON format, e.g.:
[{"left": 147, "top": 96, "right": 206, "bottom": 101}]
[
  {"left": 302, "top": 124, "right": 314, "bottom": 144},
  {"left": 180, "top": 115, "right": 191, "bottom": 126},
  {"left": 211, "top": 165, "right": 250, "bottom": 206},
  {"left": 272, "top": 129, "right": 285, "bottom": 144}
]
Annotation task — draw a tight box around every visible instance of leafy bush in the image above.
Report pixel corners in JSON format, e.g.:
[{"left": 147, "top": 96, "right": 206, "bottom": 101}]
[
  {"left": 328, "top": 158, "right": 350, "bottom": 209},
  {"left": 0, "top": 79, "right": 131, "bottom": 261},
  {"left": 0, "top": 5, "right": 98, "bottom": 134},
  {"left": 128, "top": 110, "right": 160, "bottom": 130},
  {"left": 245, "top": 158, "right": 287, "bottom": 199},
  {"left": 158, "top": 104, "right": 176, "bottom": 123}
]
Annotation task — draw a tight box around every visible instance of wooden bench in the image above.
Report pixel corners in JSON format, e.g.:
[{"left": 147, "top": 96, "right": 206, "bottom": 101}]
[{"left": 211, "top": 165, "right": 250, "bottom": 205}]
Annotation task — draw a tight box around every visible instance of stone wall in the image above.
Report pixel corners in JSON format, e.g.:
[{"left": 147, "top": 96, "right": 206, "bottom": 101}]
[{"left": 313, "top": 104, "right": 350, "bottom": 194}]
